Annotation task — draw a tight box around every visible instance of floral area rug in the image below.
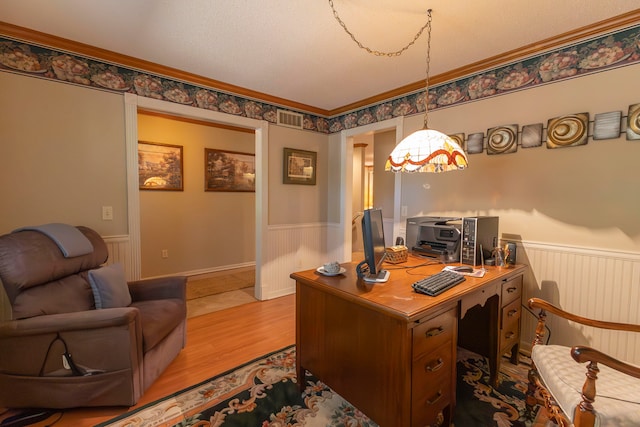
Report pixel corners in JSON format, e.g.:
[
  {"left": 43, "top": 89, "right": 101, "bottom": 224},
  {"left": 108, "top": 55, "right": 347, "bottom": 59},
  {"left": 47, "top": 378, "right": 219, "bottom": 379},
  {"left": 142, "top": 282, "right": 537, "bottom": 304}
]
[
  {"left": 97, "top": 345, "right": 538, "bottom": 427},
  {"left": 97, "top": 345, "right": 376, "bottom": 427},
  {"left": 453, "top": 347, "right": 539, "bottom": 427}
]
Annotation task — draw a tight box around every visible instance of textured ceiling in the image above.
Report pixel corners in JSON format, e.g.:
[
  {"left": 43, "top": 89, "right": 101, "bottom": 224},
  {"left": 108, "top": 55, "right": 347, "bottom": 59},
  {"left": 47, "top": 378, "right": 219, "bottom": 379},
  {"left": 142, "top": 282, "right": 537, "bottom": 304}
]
[{"left": 1, "top": 1, "right": 639, "bottom": 111}]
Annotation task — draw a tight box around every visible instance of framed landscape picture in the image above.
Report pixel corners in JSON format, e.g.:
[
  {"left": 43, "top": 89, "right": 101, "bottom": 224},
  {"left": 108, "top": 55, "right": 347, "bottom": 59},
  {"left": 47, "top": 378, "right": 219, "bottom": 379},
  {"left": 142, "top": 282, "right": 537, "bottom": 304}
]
[
  {"left": 205, "top": 148, "right": 255, "bottom": 192},
  {"left": 138, "top": 141, "right": 183, "bottom": 191},
  {"left": 283, "top": 148, "right": 316, "bottom": 185}
]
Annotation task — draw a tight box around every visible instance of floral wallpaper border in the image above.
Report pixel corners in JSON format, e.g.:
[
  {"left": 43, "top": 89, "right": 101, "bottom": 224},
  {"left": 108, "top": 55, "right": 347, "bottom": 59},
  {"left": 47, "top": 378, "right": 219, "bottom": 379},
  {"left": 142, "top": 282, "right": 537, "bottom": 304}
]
[{"left": 1, "top": 24, "right": 639, "bottom": 135}]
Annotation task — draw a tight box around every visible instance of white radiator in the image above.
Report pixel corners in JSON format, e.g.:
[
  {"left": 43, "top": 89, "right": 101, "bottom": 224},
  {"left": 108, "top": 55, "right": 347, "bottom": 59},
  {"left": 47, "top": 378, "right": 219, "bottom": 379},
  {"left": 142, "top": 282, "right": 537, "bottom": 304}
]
[{"left": 520, "top": 241, "right": 640, "bottom": 364}]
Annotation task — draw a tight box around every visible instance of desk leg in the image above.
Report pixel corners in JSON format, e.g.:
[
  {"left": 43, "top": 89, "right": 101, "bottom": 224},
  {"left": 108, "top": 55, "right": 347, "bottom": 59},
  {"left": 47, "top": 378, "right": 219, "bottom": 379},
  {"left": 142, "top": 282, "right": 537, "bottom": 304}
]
[
  {"left": 297, "top": 363, "right": 305, "bottom": 394},
  {"left": 295, "top": 284, "right": 305, "bottom": 395}
]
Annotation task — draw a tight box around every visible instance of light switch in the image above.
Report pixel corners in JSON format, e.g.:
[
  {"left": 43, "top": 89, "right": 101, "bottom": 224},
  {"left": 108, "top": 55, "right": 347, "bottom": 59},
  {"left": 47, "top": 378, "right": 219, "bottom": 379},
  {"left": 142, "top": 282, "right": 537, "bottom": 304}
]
[{"left": 102, "top": 206, "right": 113, "bottom": 221}]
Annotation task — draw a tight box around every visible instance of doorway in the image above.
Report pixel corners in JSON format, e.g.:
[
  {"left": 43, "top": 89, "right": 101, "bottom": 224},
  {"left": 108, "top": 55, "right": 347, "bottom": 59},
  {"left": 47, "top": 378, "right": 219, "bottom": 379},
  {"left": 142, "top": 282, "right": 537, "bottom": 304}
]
[
  {"left": 339, "top": 117, "right": 403, "bottom": 263},
  {"left": 123, "top": 93, "right": 270, "bottom": 300}
]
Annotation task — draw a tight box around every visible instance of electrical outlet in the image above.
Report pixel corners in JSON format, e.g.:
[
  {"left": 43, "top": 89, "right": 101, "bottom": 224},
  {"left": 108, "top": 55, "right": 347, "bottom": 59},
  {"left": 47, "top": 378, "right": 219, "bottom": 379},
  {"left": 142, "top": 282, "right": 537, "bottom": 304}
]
[
  {"left": 401, "top": 205, "right": 408, "bottom": 217},
  {"left": 161, "top": 249, "right": 169, "bottom": 258},
  {"left": 102, "top": 206, "right": 113, "bottom": 221}
]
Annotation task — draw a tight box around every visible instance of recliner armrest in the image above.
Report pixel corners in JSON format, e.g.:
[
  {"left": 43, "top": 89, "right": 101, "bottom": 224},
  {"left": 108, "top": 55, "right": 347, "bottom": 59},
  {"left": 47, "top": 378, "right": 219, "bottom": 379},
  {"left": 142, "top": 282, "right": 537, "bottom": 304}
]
[
  {"left": 128, "top": 276, "right": 186, "bottom": 302},
  {"left": 0, "top": 308, "right": 144, "bottom": 377},
  {"left": 0, "top": 307, "right": 140, "bottom": 337}
]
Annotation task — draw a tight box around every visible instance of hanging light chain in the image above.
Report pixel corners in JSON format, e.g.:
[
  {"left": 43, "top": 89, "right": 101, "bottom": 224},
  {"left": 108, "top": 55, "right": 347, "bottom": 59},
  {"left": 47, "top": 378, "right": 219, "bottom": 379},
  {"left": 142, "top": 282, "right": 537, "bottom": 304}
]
[
  {"left": 328, "top": 0, "right": 431, "bottom": 57},
  {"left": 423, "top": 9, "right": 432, "bottom": 130}
]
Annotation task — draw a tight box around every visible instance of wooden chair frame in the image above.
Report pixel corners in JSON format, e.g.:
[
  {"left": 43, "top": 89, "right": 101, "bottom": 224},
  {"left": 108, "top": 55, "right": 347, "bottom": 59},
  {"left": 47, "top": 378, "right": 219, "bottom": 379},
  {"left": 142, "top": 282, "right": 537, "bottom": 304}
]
[{"left": 526, "top": 297, "right": 640, "bottom": 427}]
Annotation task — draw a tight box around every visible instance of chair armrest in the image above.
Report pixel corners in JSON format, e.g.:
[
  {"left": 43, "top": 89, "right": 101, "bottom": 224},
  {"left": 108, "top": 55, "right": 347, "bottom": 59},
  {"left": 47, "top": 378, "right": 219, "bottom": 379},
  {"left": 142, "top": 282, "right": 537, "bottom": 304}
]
[
  {"left": 0, "top": 307, "right": 139, "bottom": 337},
  {"left": 528, "top": 298, "right": 640, "bottom": 332},
  {"left": 128, "top": 276, "right": 186, "bottom": 302},
  {"left": 0, "top": 309, "right": 143, "bottom": 377},
  {"left": 572, "top": 346, "right": 640, "bottom": 378}
]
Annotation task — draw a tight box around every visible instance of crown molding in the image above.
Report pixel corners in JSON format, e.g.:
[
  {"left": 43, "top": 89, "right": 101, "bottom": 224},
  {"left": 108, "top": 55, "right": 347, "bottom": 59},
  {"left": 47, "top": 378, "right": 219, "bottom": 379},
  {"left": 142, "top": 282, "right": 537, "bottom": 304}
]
[
  {"left": 2, "top": 8, "right": 640, "bottom": 118},
  {"left": 0, "top": 21, "right": 329, "bottom": 116},
  {"left": 327, "top": 9, "right": 640, "bottom": 116}
]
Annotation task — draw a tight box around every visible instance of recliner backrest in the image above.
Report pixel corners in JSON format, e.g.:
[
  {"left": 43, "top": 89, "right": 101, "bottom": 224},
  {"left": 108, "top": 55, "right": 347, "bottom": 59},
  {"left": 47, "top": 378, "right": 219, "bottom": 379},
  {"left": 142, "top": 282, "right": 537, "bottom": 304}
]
[{"left": 0, "top": 226, "right": 108, "bottom": 319}]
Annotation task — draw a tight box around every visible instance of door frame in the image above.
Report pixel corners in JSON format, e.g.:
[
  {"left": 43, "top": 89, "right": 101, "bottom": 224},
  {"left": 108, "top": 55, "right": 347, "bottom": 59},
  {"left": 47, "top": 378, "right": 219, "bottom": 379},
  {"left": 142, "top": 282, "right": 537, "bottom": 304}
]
[
  {"left": 123, "top": 93, "right": 270, "bottom": 299},
  {"left": 338, "top": 116, "right": 404, "bottom": 262}
]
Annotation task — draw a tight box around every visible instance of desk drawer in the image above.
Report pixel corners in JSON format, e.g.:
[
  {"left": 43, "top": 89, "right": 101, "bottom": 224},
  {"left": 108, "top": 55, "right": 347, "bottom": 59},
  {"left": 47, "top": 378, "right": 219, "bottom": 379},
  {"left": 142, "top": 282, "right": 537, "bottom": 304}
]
[
  {"left": 413, "top": 308, "right": 456, "bottom": 359},
  {"left": 501, "top": 276, "right": 522, "bottom": 306},
  {"left": 500, "top": 299, "right": 521, "bottom": 350},
  {"left": 411, "top": 370, "right": 451, "bottom": 427},
  {"left": 412, "top": 341, "right": 453, "bottom": 393}
]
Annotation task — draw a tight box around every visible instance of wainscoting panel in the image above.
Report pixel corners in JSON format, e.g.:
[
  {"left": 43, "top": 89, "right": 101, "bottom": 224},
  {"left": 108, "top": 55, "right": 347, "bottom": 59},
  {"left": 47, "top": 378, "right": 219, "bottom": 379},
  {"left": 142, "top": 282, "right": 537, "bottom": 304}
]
[
  {"left": 260, "top": 223, "right": 329, "bottom": 300},
  {"left": 519, "top": 241, "right": 640, "bottom": 364},
  {"left": 103, "top": 235, "right": 134, "bottom": 280}
]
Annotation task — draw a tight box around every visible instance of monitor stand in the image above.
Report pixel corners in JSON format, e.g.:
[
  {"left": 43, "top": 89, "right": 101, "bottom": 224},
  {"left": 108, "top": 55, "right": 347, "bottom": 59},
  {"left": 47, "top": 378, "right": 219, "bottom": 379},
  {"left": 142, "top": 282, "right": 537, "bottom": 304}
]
[{"left": 363, "top": 269, "right": 390, "bottom": 283}]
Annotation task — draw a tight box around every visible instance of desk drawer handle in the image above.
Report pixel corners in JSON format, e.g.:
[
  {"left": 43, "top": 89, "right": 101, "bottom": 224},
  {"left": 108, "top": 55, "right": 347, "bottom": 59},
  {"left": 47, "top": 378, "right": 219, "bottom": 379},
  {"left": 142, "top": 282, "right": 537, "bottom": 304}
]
[
  {"left": 506, "top": 286, "right": 517, "bottom": 293},
  {"left": 425, "top": 358, "right": 444, "bottom": 372},
  {"left": 426, "top": 390, "right": 443, "bottom": 405},
  {"left": 505, "top": 331, "right": 515, "bottom": 339},
  {"left": 508, "top": 309, "right": 518, "bottom": 317},
  {"left": 426, "top": 326, "right": 444, "bottom": 337}
]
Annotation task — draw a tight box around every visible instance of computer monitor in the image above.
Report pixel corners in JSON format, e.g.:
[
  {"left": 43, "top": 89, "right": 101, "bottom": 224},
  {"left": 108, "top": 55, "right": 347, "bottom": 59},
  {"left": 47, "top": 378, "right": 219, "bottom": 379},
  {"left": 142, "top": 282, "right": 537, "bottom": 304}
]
[{"left": 357, "top": 208, "right": 390, "bottom": 283}]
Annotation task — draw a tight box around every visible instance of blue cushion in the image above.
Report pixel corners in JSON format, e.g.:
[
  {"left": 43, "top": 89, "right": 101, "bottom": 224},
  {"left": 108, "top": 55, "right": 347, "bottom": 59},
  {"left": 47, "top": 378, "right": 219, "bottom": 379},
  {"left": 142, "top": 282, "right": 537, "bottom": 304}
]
[{"left": 88, "top": 263, "right": 131, "bottom": 309}]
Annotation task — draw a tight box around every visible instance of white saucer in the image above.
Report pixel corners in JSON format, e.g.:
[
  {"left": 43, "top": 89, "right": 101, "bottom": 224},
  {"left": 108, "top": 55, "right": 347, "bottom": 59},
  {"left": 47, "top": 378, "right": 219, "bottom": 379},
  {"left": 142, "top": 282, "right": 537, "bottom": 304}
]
[{"left": 316, "top": 266, "right": 346, "bottom": 276}]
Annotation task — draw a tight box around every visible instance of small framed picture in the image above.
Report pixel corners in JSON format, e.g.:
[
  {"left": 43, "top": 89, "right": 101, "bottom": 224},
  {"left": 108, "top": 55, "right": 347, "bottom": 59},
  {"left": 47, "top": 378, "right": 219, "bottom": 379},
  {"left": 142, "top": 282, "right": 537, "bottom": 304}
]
[
  {"left": 283, "top": 148, "right": 316, "bottom": 185},
  {"left": 204, "top": 148, "right": 255, "bottom": 192},
  {"left": 138, "top": 141, "right": 184, "bottom": 191}
]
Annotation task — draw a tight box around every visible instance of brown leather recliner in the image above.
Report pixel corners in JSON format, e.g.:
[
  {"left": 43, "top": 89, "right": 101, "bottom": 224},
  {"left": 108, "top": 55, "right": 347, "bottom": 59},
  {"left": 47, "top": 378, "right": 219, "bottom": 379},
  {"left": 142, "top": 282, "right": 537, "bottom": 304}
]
[{"left": 0, "top": 225, "right": 187, "bottom": 408}]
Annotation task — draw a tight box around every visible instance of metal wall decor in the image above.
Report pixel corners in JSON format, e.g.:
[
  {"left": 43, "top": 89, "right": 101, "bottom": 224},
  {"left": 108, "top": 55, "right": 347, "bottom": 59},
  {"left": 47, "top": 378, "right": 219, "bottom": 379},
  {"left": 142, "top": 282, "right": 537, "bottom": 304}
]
[
  {"left": 487, "top": 125, "right": 518, "bottom": 155},
  {"left": 521, "top": 124, "right": 543, "bottom": 148},
  {"left": 627, "top": 103, "right": 640, "bottom": 140},
  {"left": 466, "top": 133, "right": 485, "bottom": 154},
  {"left": 448, "top": 133, "right": 465, "bottom": 149},
  {"left": 593, "top": 111, "right": 622, "bottom": 140},
  {"left": 546, "top": 113, "right": 589, "bottom": 149}
]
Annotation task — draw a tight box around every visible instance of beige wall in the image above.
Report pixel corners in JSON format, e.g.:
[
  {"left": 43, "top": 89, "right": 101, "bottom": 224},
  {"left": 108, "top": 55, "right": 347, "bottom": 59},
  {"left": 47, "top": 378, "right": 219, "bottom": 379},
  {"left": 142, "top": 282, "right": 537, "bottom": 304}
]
[
  {"left": 372, "top": 130, "right": 396, "bottom": 217},
  {"left": 0, "top": 72, "right": 127, "bottom": 236},
  {"left": 399, "top": 63, "right": 640, "bottom": 252},
  {"left": 137, "top": 114, "right": 256, "bottom": 277},
  {"left": 268, "top": 125, "right": 328, "bottom": 224}
]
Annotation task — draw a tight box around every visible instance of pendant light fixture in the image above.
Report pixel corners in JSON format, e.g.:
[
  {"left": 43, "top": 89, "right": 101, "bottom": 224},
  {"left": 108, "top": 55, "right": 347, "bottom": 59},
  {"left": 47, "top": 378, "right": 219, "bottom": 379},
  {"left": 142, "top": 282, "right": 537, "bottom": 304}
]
[
  {"left": 385, "top": 9, "right": 468, "bottom": 173},
  {"left": 329, "top": 3, "right": 468, "bottom": 173}
]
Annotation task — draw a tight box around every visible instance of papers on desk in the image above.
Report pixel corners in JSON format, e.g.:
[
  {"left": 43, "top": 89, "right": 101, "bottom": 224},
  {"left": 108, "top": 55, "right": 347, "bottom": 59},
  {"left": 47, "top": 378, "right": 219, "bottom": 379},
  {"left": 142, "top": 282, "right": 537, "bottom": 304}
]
[{"left": 442, "top": 265, "right": 486, "bottom": 278}]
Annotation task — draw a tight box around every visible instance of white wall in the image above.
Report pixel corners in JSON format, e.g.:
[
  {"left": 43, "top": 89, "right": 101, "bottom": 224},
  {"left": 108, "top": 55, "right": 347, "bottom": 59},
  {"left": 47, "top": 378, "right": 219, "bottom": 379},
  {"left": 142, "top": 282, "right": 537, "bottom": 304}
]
[
  {"left": 137, "top": 113, "right": 256, "bottom": 277},
  {"left": 399, "top": 63, "right": 640, "bottom": 253},
  {"left": 395, "top": 63, "right": 640, "bottom": 361},
  {"left": 0, "top": 72, "right": 127, "bottom": 236}
]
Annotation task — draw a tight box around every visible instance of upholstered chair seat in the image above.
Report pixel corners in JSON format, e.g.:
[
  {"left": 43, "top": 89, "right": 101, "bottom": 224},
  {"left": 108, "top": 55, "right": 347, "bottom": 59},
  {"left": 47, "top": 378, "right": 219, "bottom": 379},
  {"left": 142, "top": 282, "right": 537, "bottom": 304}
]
[
  {"left": 532, "top": 344, "right": 640, "bottom": 426},
  {"left": 527, "top": 298, "right": 640, "bottom": 427}
]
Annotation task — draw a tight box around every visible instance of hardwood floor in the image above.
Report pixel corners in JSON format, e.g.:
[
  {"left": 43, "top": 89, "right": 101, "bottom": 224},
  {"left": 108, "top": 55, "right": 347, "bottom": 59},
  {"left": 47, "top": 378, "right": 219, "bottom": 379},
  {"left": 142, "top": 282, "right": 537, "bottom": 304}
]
[
  {"left": 49, "top": 294, "right": 296, "bottom": 426},
  {"left": 3, "top": 291, "right": 551, "bottom": 426}
]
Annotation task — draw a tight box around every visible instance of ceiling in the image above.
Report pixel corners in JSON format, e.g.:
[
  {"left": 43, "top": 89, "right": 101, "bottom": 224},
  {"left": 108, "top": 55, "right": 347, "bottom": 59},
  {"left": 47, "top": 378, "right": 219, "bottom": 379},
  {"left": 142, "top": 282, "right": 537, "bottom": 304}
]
[{"left": 1, "top": 1, "right": 639, "bottom": 112}]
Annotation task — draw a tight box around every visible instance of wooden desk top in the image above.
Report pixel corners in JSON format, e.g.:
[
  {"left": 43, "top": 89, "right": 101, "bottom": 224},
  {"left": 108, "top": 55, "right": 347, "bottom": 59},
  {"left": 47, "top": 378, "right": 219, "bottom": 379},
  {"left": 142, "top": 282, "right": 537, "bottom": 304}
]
[{"left": 291, "top": 255, "right": 526, "bottom": 323}]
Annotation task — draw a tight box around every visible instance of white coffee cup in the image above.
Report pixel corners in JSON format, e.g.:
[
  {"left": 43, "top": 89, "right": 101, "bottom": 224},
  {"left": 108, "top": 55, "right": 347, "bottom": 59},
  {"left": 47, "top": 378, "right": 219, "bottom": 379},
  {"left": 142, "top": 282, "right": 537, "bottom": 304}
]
[{"left": 323, "top": 261, "right": 340, "bottom": 274}]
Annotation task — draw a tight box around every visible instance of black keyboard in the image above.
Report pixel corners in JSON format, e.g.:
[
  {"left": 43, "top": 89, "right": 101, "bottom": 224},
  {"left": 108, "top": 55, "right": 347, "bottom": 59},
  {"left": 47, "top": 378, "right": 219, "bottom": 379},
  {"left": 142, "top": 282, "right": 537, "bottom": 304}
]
[{"left": 412, "top": 270, "right": 466, "bottom": 296}]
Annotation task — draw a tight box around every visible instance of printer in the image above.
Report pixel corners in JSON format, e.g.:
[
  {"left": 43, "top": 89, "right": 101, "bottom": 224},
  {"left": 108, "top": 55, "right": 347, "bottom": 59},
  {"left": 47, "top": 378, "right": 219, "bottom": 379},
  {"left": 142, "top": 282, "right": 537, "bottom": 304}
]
[{"left": 405, "top": 216, "right": 462, "bottom": 262}]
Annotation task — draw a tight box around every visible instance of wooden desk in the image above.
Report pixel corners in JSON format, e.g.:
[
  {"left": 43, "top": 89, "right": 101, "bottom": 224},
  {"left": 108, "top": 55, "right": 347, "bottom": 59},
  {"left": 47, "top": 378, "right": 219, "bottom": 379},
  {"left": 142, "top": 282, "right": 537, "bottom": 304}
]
[{"left": 291, "top": 257, "right": 525, "bottom": 427}]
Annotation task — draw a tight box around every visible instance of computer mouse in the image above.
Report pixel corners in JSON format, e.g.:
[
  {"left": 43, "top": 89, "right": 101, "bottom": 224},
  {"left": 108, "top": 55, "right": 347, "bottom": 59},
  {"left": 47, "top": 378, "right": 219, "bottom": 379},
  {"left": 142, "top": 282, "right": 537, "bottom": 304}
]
[{"left": 452, "top": 266, "right": 473, "bottom": 273}]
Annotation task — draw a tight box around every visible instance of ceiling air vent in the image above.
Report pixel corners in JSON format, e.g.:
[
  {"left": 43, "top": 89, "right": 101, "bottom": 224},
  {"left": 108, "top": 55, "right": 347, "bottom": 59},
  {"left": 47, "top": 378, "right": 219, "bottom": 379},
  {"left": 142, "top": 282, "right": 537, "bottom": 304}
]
[{"left": 277, "top": 109, "right": 304, "bottom": 130}]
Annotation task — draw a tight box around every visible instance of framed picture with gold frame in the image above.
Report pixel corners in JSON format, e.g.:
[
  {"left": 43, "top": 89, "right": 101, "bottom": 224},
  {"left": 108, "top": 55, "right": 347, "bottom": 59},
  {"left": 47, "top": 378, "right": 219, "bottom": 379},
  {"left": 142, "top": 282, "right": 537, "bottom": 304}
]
[
  {"left": 204, "top": 148, "right": 255, "bottom": 192},
  {"left": 283, "top": 148, "right": 316, "bottom": 185},
  {"left": 138, "top": 141, "right": 184, "bottom": 191}
]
